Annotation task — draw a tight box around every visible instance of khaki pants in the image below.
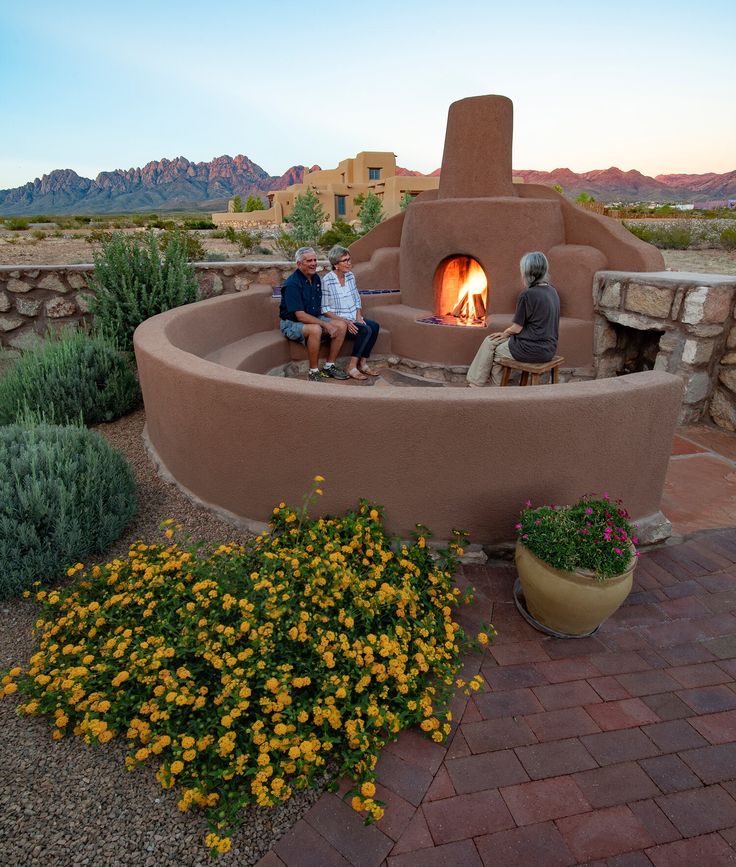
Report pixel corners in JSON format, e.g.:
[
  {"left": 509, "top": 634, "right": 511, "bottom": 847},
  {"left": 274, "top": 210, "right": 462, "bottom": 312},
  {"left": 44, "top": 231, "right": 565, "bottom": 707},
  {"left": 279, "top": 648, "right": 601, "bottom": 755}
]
[{"left": 466, "top": 335, "right": 515, "bottom": 386}]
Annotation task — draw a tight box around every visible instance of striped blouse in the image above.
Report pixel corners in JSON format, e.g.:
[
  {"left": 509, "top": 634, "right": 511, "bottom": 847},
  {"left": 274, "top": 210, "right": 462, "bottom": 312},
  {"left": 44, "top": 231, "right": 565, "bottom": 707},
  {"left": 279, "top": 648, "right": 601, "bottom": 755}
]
[{"left": 321, "top": 270, "right": 361, "bottom": 321}]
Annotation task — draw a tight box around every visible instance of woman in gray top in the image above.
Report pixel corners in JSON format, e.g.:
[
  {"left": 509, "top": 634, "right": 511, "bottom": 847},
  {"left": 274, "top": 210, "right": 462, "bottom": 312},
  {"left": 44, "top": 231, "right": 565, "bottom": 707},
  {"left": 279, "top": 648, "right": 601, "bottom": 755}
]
[{"left": 466, "top": 251, "right": 560, "bottom": 387}]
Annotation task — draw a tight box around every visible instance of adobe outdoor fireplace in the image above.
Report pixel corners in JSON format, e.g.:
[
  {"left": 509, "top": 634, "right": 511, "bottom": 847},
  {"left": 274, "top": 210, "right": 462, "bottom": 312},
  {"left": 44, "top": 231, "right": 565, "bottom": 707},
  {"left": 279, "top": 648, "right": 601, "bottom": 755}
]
[{"left": 350, "top": 95, "right": 665, "bottom": 367}]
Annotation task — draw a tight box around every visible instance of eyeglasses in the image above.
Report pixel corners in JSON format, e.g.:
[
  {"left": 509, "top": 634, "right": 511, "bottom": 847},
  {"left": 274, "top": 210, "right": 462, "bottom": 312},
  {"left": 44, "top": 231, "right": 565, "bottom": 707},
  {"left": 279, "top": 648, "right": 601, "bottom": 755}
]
[{"left": 339, "top": 257, "right": 351, "bottom": 264}]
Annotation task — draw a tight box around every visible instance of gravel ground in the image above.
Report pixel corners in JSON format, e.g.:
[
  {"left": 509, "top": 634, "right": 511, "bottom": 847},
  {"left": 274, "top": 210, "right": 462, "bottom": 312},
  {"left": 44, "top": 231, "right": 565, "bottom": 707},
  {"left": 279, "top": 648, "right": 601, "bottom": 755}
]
[{"left": 0, "top": 406, "right": 328, "bottom": 866}]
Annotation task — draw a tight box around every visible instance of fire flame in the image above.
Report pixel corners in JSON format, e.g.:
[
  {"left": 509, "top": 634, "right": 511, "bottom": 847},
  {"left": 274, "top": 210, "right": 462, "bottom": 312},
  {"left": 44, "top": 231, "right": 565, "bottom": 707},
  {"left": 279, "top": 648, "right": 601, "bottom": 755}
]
[{"left": 446, "top": 259, "right": 487, "bottom": 325}]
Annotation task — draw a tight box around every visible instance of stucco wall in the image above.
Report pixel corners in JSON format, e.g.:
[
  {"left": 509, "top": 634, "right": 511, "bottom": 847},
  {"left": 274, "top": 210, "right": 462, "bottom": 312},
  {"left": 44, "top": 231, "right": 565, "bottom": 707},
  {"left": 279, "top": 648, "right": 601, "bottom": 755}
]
[{"left": 134, "top": 289, "right": 683, "bottom": 545}]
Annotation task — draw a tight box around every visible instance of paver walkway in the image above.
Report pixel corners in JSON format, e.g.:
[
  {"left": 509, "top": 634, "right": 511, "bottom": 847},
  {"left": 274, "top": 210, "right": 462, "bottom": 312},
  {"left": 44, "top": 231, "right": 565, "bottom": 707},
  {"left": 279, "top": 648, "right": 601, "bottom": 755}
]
[{"left": 256, "top": 425, "right": 736, "bottom": 866}]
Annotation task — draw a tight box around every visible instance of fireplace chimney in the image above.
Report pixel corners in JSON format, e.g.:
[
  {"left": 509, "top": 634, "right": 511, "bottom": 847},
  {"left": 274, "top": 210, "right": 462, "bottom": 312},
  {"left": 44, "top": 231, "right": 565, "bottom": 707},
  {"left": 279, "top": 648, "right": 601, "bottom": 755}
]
[{"left": 438, "top": 95, "right": 516, "bottom": 199}]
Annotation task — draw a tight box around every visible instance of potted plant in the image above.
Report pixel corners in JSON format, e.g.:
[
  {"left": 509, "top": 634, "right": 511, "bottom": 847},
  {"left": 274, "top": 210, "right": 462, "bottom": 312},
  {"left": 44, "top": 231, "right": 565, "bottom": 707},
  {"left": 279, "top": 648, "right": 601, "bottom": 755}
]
[{"left": 514, "top": 494, "right": 639, "bottom": 637}]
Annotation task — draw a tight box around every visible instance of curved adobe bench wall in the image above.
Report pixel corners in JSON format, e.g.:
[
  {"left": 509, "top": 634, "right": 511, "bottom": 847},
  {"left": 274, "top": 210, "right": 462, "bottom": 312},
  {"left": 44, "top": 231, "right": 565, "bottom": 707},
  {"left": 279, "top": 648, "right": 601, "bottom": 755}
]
[{"left": 135, "top": 291, "right": 683, "bottom": 544}]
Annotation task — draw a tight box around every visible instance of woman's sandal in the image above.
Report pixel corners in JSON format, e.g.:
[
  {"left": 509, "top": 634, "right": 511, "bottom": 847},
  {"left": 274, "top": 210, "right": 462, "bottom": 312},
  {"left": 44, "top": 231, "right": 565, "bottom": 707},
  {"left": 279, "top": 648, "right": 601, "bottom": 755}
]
[
  {"left": 348, "top": 367, "right": 368, "bottom": 380},
  {"left": 359, "top": 364, "right": 380, "bottom": 376}
]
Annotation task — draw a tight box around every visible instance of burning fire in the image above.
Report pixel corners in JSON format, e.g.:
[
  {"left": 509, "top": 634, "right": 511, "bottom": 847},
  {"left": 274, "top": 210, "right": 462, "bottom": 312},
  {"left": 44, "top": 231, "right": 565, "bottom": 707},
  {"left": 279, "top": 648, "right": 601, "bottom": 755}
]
[{"left": 445, "top": 258, "right": 487, "bottom": 325}]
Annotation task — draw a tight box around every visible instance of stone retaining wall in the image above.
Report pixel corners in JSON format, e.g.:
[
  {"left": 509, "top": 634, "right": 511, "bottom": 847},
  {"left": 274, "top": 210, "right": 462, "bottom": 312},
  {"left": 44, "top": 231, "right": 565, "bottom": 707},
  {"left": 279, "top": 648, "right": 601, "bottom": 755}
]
[
  {"left": 0, "top": 261, "right": 294, "bottom": 353},
  {"left": 593, "top": 271, "right": 736, "bottom": 429}
]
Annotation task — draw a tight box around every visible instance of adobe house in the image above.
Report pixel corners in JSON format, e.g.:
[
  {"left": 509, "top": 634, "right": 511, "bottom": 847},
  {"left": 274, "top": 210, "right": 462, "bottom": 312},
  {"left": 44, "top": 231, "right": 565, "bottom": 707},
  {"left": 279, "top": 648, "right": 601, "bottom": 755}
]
[{"left": 212, "top": 151, "right": 439, "bottom": 228}]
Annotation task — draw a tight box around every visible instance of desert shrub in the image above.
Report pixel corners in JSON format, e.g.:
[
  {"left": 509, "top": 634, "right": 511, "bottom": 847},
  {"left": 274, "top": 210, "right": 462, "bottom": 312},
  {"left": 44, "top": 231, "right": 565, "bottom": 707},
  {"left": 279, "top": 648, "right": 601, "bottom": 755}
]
[
  {"left": 0, "top": 330, "right": 139, "bottom": 426},
  {"left": 5, "top": 217, "right": 30, "bottom": 231},
  {"left": 157, "top": 228, "right": 206, "bottom": 262},
  {"left": 0, "top": 421, "right": 137, "bottom": 597},
  {"left": 255, "top": 245, "right": 272, "bottom": 255},
  {"left": 209, "top": 229, "right": 227, "bottom": 239},
  {"left": 183, "top": 218, "right": 215, "bottom": 230},
  {"left": 622, "top": 221, "right": 692, "bottom": 249},
  {"left": 720, "top": 226, "right": 736, "bottom": 250},
  {"left": 224, "top": 228, "right": 262, "bottom": 256},
  {"left": 1, "top": 481, "right": 493, "bottom": 851},
  {"left": 90, "top": 231, "right": 199, "bottom": 352},
  {"left": 31, "top": 229, "right": 47, "bottom": 241},
  {"left": 86, "top": 227, "right": 114, "bottom": 246},
  {"left": 319, "top": 220, "right": 360, "bottom": 250},
  {"left": 204, "top": 252, "right": 229, "bottom": 262},
  {"left": 273, "top": 229, "right": 299, "bottom": 260}
]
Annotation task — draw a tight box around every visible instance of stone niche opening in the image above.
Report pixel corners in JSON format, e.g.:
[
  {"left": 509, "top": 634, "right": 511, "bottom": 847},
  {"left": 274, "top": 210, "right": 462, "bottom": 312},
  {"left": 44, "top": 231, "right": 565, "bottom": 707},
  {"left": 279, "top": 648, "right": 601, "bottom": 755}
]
[
  {"left": 610, "top": 323, "right": 666, "bottom": 375},
  {"left": 433, "top": 255, "right": 488, "bottom": 326}
]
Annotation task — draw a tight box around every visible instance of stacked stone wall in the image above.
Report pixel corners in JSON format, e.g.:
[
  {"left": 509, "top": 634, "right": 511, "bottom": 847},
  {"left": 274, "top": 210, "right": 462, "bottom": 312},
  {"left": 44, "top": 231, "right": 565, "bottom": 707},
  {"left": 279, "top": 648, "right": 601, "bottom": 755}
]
[
  {"left": 593, "top": 271, "right": 736, "bottom": 430},
  {"left": 0, "top": 261, "right": 295, "bottom": 354}
]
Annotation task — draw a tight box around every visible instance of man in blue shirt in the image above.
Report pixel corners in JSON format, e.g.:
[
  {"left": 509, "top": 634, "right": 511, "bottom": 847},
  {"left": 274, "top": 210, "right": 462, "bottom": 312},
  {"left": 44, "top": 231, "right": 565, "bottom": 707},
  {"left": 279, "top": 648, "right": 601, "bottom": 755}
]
[{"left": 279, "top": 247, "right": 349, "bottom": 381}]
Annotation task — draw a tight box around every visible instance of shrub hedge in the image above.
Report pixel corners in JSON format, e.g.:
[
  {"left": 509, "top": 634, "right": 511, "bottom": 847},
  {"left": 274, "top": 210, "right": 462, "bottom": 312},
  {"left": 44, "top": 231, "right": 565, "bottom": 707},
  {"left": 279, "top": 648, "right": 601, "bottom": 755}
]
[
  {"left": 0, "top": 330, "right": 139, "bottom": 426},
  {"left": 0, "top": 421, "right": 137, "bottom": 597}
]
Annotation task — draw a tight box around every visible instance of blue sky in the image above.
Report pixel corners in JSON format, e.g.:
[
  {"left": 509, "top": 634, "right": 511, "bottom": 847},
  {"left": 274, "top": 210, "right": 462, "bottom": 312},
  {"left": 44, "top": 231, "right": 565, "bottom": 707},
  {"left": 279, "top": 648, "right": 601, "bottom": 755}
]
[{"left": 1, "top": 0, "right": 734, "bottom": 189}]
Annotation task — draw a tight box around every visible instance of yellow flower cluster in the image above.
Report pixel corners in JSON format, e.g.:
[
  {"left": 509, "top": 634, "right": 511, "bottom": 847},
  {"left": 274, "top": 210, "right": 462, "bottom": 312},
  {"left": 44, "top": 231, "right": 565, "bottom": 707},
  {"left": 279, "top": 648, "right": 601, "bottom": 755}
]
[{"left": 1, "top": 492, "right": 493, "bottom": 852}]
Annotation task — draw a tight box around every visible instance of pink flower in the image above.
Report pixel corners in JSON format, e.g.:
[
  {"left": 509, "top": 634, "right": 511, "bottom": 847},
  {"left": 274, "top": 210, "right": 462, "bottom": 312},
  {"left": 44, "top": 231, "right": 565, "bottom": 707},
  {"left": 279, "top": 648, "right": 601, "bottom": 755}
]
[
  {"left": 525, "top": 499, "right": 532, "bottom": 508},
  {"left": 515, "top": 523, "right": 522, "bottom": 530},
  {"left": 613, "top": 547, "right": 622, "bottom": 555},
  {"left": 585, "top": 507, "right": 593, "bottom": 515}
]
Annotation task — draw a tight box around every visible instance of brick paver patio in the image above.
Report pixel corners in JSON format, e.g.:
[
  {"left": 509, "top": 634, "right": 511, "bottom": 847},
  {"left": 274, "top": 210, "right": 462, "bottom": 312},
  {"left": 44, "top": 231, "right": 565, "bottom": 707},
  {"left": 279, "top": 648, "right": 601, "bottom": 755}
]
[{"left": 257, "top": 425, "right": 736, "bottom": 866}]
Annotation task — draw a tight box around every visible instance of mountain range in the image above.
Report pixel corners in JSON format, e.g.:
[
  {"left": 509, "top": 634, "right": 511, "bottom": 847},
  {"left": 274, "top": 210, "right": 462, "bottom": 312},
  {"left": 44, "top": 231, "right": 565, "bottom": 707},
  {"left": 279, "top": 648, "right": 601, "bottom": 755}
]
[{"left": 0, "top": 155, "right": 734, "bottom": 216}]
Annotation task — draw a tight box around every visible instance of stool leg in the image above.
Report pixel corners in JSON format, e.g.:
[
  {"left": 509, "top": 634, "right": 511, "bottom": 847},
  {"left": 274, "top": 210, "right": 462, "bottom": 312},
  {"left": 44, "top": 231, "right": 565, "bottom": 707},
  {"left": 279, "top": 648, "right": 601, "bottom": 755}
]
[
  {"left": 552, "top": 366, "right": 559, "bottom": 384},
  {"left": 520, "top": 371, "right": 529, "bottom": 386},
  {"left": 530, "top": 373, "right": 540, "bottom": 385},
  {"left": 500, "top": 367, "right": 511, "bottom": 386}
]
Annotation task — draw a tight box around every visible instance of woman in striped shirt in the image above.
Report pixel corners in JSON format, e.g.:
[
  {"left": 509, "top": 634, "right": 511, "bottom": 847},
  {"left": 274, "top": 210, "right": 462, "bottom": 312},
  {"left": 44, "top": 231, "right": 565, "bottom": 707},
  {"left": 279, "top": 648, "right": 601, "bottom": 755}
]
[{"left": 321, "top": 245, "right": 381, "bottom": 380}]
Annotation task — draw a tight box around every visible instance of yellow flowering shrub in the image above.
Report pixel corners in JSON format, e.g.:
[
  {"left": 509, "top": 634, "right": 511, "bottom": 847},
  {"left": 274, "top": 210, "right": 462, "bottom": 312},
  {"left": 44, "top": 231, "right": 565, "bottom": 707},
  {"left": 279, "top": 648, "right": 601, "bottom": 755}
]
[{"left": 2, "top": 487, "right": 494, "bottom": 852}]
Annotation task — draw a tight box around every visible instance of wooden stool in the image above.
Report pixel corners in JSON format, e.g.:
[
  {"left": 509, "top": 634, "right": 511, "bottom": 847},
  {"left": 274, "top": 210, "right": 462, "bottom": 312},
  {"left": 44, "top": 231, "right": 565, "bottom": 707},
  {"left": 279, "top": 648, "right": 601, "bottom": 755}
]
[{"left": 499, "top": 355, "right": 564, "bottom": 386}]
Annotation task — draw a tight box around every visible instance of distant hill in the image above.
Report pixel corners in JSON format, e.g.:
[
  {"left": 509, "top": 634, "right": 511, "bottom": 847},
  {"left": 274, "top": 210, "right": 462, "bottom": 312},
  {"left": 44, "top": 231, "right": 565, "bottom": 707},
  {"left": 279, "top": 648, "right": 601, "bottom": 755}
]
[
  {"left": 0, "top": 156, "right": 312, "bottom": 216},
  {"left": 513, "top": 167, "right": 736, "bottom": 203},
  {"left": 1, "top": 154, "right": 735, "bottom": 215}
]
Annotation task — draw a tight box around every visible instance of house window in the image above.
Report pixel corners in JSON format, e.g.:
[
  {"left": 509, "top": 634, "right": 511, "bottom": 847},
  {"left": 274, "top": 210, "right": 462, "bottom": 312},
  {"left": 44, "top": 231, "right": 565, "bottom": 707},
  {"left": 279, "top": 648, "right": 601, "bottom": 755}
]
[
  {"left": 335, "top": 195, "right": 346, "bottom": 217},
  {"left": 368, "top": 167, "right": 381, "bottom": 180}
]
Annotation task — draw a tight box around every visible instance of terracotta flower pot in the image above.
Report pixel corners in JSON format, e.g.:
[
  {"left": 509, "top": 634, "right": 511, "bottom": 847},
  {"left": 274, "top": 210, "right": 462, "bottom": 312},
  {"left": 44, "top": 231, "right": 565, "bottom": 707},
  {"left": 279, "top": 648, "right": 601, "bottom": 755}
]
[{"left": 515, "top": 541, "right": 636, "bottom": 637}]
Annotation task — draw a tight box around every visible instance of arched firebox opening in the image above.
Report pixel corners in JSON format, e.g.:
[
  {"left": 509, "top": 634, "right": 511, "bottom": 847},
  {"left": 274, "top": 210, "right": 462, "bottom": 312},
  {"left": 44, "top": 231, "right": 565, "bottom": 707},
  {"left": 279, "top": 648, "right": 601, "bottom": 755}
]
[{"left": 433, "top": 255, "right": 488, "bottom": 326}]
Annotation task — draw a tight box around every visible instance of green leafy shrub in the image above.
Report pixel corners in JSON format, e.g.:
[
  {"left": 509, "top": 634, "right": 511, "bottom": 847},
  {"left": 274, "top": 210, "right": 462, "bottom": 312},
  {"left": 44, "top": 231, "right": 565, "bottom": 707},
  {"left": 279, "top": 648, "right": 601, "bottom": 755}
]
[
  {"left": 720, "top": 226, "right": 736, "bottom": 250},
  {"left": 0, "top": 421, "right": 137, "bottom": 597},
  {"left": 209, "top": 229, "right": 227, "bottom": 239},
  {"left": 2, "top": 481, "right": 492, "bottom": 851},
  {"left": 231, "top": 195, "right": 243, "bottom": 213},
  {"left": 273, "top": 229, "right": 299, "bottom": 260},
  {"left": 319, "top": 220, "right": 360, "bottom": 250},
  {"left": 183, "top": 218, "right": 215, "bottom": 230},
  {"left": 90, "top": 231, "right": 199, "bottom": 352},
  {"left": 517, "top": 494, "right": 638, "bottom": 580},
  {"left": 157, "top": 228, "right": 206, "bottom": 262},
  {"left": 0, "top": 330, "right": 139, "bottom": 426},
  {"left": 224, "top": 228, "right": 262, "bottom": 256},
  {"left": 5, "top": 217, "right": 29, "bottom": 231}
]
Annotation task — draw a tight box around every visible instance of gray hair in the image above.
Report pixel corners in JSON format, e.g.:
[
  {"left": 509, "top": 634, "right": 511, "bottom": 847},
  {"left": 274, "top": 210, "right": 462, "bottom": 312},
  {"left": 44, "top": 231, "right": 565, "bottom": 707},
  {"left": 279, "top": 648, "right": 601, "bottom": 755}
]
[
  {"left": 520, "top": 251, "right": 549, "bottom": 287},
  {"left": 295, "top": 246, "right": 316, "bottom": 264},
  {"left": 327, "top": 245, "right": 350, "bottom": 269}
]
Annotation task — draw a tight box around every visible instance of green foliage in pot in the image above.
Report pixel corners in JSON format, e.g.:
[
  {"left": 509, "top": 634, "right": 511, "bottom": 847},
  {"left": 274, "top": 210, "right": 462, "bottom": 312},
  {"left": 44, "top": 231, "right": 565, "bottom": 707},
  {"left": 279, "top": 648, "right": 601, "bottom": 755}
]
[{"left": 516, "top": 494, "right": 638, "bottom": 580}]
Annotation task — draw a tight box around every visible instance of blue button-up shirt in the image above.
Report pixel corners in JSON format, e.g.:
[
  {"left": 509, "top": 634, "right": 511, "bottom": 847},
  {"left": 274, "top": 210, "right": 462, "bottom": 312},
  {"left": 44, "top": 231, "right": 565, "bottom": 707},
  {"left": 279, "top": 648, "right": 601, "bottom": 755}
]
[{"left": 279, "top": 269, "right": 322, "bottom": 321}]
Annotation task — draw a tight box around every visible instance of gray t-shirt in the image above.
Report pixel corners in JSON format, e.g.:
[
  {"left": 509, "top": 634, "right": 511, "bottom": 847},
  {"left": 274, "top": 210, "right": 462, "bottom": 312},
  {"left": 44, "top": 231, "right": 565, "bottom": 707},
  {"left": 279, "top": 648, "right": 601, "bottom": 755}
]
[{"left": 509, "top": 283, "right": 560, "bottom": 362}]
